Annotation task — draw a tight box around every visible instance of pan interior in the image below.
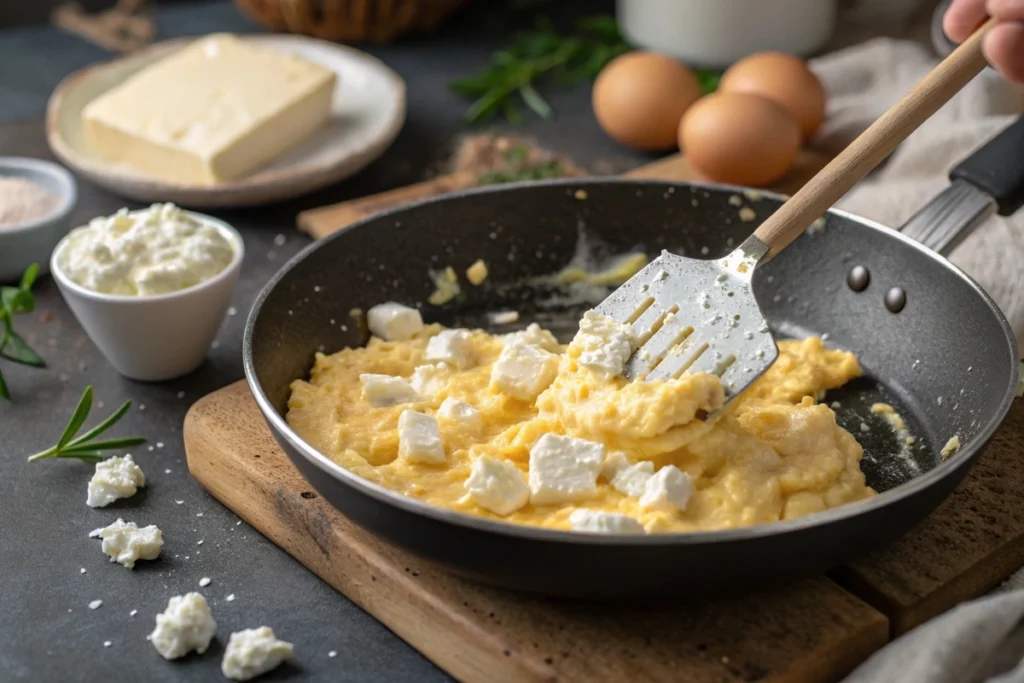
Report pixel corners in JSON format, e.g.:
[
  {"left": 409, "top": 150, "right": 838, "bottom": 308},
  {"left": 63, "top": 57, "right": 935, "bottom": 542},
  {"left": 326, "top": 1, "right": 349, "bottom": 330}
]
[{"left": 249, "top": 180, "right": 1015, "bottom": 497}]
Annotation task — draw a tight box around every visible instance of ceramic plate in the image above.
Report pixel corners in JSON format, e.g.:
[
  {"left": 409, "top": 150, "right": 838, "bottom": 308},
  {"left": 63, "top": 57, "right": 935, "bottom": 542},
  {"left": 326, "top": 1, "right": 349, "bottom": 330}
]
[{"left": 45, "top": 34, "right": 406, "bottom": 209}]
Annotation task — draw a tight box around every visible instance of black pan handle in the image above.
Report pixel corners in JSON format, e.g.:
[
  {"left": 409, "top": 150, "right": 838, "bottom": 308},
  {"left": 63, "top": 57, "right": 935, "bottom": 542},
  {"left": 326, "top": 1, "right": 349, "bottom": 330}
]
[
  {"left": 949, "top": 113, "right": 1024, "bottom": 216},
  {"left": 900, "top": 114, "right": 1024, "bottom": 255}
]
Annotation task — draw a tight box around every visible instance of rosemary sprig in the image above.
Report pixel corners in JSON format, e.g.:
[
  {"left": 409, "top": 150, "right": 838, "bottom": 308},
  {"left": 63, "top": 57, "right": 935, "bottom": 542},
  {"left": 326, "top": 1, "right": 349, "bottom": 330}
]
[
  {"left": 450, "top": 15, "right": 722, "bottom": 125},
  {"left": 0, "top": 263, "right": 46, "bottom": 401},
  {"left": 27, "top": 386, "right": 146, "bottom": 463},
  {"left": 449, "top": 15, "right": 630, "bottom": 124}
]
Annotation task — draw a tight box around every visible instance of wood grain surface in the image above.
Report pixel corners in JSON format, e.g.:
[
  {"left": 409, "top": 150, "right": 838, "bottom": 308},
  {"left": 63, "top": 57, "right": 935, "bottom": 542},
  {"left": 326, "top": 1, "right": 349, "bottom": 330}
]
[
  {"left": 185, "top": 381, "right": 889, "bottom": 683},
  {"left": 295, "top": 150, "right": 833, "bottom": 240},
  {"left": 184, "top": 382, "right": 1024, "bottom": 682}
]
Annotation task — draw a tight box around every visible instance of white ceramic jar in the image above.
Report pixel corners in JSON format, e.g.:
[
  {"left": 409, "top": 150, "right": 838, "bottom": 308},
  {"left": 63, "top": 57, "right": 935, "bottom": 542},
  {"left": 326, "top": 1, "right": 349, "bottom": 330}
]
[{"left": 617, "top": 0, "right": 839, "bottom": 69}]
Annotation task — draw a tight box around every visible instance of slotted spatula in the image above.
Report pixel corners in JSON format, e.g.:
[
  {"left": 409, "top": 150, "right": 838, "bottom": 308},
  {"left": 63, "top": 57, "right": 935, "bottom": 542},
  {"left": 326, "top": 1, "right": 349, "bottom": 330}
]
[{"left": 593, "top": 18, "right": 996, "bottom": 403}]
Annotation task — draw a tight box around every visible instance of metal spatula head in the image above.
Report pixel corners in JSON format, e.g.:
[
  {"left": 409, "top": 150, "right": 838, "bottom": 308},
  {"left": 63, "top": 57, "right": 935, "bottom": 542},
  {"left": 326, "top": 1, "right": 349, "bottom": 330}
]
[
  {"left": 593, "top": 17, "right": 994, "bottom": 407},
  {"left": 592, "top": 235, "right": 777, "bottom": 401}
]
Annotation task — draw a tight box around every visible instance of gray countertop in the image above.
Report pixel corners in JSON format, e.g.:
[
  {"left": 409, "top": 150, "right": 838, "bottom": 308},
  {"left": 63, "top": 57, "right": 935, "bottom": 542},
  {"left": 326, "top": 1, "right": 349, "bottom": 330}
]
[{"left": 0, "top": 1, "right": 649, "bottom": 681}]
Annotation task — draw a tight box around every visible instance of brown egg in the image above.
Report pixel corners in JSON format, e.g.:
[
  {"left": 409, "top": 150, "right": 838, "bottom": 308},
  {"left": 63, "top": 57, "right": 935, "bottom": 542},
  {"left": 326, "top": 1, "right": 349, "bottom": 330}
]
[
  {"left": 720, "top": 52, "right": 826, "bottom": 140},
  {"left": 593, "top": 51, "right": 702, "bottom": 152},
  {"left": 679, "top": 92, "right": 801, "bottom": 187}
]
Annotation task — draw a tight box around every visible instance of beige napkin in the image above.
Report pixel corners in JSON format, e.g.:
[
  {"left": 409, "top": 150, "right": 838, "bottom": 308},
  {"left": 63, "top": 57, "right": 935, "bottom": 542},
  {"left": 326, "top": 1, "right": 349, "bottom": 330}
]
[{"left": 808, "top": 38, "right": 1024, "bottom": 355}]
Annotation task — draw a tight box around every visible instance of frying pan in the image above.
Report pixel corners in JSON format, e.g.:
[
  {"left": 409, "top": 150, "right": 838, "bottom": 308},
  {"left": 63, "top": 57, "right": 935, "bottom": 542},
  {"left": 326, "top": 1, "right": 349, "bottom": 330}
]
[{"left": 244, "top": 116, "right": 1023, "bottom": 599}]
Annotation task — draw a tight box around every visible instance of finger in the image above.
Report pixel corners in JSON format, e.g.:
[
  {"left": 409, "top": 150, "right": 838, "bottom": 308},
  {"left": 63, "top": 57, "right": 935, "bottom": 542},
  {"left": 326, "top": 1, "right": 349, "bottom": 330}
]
[
  {"left": 984, "top": 22, "right": 1024, "bottom": 83},
  {"left": 987, "top": 0, "right": 1024, "bottom": 22},
  {"left": 945, "top": 0, "right": 989, "bottom": 41}
]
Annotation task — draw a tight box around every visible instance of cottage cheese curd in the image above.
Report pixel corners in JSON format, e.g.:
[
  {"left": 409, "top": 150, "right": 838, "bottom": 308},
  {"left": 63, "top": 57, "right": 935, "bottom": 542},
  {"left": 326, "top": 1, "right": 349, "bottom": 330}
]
[
  {"left": 150, "top": 592, "right": 217, "bottom": 660},
  {"left": 221, "top": 627, "right": 294, "bottom": 681},
  {"left": 89, "top": 518, "right": 163, "bottom": 568},
  {"left": 57, "top": 203, "right": 235, "bottom": 296},
  {"left": 86, "top": 454, "right": 146, "bottom": 507}
]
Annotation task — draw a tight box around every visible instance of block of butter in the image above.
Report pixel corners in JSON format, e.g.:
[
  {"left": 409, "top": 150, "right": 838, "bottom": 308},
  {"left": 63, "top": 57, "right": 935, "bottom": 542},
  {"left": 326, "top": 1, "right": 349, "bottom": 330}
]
[{"left": 83, "top": 34, "right": 337, "bottom": 185}]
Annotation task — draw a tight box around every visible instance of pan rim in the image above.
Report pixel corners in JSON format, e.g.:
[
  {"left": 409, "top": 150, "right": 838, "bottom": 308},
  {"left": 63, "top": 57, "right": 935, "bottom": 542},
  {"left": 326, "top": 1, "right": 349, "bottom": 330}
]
[{"left": 244, "top": 177, "right": 1020, "bottom": 547}]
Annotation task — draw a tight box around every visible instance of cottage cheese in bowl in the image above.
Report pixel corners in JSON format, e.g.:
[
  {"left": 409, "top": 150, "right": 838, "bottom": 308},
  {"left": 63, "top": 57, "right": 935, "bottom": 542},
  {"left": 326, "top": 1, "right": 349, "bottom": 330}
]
[
  {"left": 51, "top": 203, "right": 242, "bottom": 381},
  {"left": 57, "top": 203, "right": 235, "bottom": 296}
]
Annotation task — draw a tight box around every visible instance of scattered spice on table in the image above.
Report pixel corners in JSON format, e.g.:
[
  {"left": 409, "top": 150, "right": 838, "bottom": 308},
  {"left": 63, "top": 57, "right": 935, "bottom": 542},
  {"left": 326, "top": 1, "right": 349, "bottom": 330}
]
[
  {"left": 0, "top": 177, "right": 60, "bottom": 228},
  {"left": 448, "top": 133, "right": 588, "bottom": 184}
]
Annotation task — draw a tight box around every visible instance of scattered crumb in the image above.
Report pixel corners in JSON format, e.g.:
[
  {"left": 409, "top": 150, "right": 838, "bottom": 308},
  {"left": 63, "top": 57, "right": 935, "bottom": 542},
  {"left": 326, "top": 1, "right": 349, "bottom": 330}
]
[
  {"left": 859, "top": 422, "right": 870, "bottom": 433},
  {"left": 130, "top": 609, "right": 138, "bottom": 617},
  {"left": 157, "top": 442, "right": 164, "bottom": 449},
  {"left": 197, "top": 540, "right": 204, "bottom": 546},
  {"left": 941, "top": 435, "right": 961, "bottom": 459},
  {"left": 808, "top": 216, "right": 826, "bottom": 233},
  {"left": 175, "top": 500, "right": 184, "bottom": 505},
  {"left": 906, "top": 436, "right": 917, "bottom": 446},
  {"left": 274, "top": 234, "right": 286, "bottom": 247},
  {"left": 199, "top": 577, "right": 212, "bottom": 587},
  {"left": 738, "top": 207, "right": 756, "bottom": 222},
  {"left": 937, "top": 397, "right": 943, "bottom": 406},
  {"left": 103, "top": 641, "right": 112, "bottom": 648},
  {"left": 164, "top": 469, "right": 171, "bottom": 474},
  {"left": 743, "top": 189, "right": 762, "bottom": 201},
  {"left": 177, "top": 391, "right": 185, "bottom": 399},
  {"left": 329, "top": 651, "right": 338, "bottom": 658},
  {"left": 427, "top": 267, "right": 460, "bottom": 306},
  {"left": 80, "top": 567, "right": 87, "bottom": 574},
  {"left": 728, "top": 194, "right": 742, "bottom": 206},
  {"left": 830, "top": 401, "right": 841, "bottom": 409},
  {"left": 700, "top": 246, "right": 709, "bottom": 256},
  {"left": 236, "top": 521, "right": 242, "bottom": 526},
  {"left": 227, "top": 307, "right": 237, "bottom": 316},
  {"left": 574, "top": 189, "right": 588, "bottom": 200},
  {"left": 466, "top": 259, "right": 488, "bottom": 286},
  {"left": 139, "top": 404, "right": 146, "bottom": 411},
  {"left": 488, "top": 310, "right": 519, "bottom": 325},
  {"left": 89, "top": 600, "right": 103, "bottom": 610},
  {"left": 226, "top": 594, "right": 236, "bottom": 602}
]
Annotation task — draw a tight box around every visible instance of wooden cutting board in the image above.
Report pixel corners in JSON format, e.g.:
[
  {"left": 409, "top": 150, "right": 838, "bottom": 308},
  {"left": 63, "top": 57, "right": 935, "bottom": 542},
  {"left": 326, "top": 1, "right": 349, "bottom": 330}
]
[
  {"left": 296, "top": 150, "right": 833, "bottom": 239},
  {"left": 184, "top": 383, "right": 1024, "bottom": 683}
]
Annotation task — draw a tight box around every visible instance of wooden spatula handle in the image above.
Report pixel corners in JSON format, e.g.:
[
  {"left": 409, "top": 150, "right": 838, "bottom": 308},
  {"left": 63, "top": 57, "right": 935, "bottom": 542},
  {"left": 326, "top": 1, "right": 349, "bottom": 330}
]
[{"left": 752, "top": 17, "right": 996, "bottom": 257}]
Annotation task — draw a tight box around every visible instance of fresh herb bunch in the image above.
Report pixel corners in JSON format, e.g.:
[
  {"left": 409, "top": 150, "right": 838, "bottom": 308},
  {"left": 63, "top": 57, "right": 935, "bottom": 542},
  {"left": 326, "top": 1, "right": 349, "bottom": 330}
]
[
  {"left": 27, "top": 386, "right": 146, "bottom": 463},
  {"left": 0, "top": 263, "right": 45, "bottom": 400},
  {"left": 479, "top": 143, "right": 568, "bottom": 184},
  {"left": 449, "top": 15, "right": 630, "bottom": 124}
]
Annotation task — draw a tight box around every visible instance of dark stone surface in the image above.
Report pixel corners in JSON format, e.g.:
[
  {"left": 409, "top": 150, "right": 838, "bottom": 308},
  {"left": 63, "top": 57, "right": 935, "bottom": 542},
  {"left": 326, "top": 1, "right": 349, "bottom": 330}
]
[{"left": 0, "top": 1, "right": 646, "bottom": 680}]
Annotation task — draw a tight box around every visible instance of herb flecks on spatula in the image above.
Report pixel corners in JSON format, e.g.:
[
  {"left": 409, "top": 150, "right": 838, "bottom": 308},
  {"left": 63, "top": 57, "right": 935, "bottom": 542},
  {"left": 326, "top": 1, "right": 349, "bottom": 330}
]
[
  {"left": 27, "top": 386, "right": 146, "bottom": 463},
  {"left": 0, "top": 263, "right": 46, "bottom": 400}
]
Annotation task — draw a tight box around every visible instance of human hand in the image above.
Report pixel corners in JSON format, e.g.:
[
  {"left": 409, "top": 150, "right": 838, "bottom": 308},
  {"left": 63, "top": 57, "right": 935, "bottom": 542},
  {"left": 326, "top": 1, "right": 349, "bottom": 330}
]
[{"left": 944, "top": 0, "right": 1024, "bottom": 82}]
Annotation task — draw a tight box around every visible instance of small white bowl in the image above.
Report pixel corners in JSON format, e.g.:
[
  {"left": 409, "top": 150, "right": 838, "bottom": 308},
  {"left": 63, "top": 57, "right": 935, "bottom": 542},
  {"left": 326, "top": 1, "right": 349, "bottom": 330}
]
[
  {"left": 0, "top": 157, "right": 78, "bottom": 283},
  {"left": 51, "top": 212, "right": 243, "bottom": 381}
]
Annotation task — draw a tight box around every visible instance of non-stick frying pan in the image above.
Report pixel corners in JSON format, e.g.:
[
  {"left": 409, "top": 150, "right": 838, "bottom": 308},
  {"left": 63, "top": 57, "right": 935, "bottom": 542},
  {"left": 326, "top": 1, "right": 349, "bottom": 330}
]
[{"left": 244, "top": 117, "right": 1023, "bottom": 600}]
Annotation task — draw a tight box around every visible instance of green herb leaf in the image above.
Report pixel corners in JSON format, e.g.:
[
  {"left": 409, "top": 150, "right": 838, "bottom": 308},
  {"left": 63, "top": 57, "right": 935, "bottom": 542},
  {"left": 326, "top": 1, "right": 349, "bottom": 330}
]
[
  {"left": 696, "top": 69, "right": 721, "bottom": 95},
  {"left": 1, "top": 330, "right": 46, "bottom": 367},
  {"left": 27, "top": 390, "right": 145, "bottom": 463},
  {"left": 0, "top": 368, "right": 9, "bottom": 401},
  {"left": 60, "top": 436, "right": 147, "bottom": 453},
  {"left": 449, "top": 13, "right": 630, "bottom": 124},
  {"left": 58, "top": 385, "right": 93, "bottom": 449},
  {"left": 19, "top": 263, "right": 39, "bottom": 292},
  {"left": 518, "top": 83, "right": 553, "bottom": 119}
]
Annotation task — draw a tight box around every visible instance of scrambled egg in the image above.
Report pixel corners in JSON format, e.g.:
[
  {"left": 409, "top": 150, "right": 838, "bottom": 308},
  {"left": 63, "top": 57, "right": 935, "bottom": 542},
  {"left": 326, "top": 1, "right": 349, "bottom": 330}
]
[{"left": 286, "top": 325, "right": 873, "bottom": 533}]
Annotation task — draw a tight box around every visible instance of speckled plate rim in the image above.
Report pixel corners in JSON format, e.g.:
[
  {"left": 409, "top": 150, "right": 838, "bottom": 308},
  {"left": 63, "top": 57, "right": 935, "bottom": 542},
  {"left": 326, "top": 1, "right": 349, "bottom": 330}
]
[
  {"left": 243, "top": 177, "right": 1020, "bottom": 547},
  {"left": 45, "top": 34, "right": 407, "bottom": 209}
]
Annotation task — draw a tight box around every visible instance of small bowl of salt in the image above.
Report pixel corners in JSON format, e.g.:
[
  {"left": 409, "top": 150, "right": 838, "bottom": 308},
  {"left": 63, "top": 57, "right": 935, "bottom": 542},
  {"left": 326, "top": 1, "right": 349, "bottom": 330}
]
[{"left": 0, "top": 157, "right": 77, "bottom": 283}]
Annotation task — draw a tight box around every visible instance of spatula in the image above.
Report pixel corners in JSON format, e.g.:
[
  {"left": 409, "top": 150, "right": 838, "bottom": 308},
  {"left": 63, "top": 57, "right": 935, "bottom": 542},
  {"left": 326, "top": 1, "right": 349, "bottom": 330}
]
[{"left": 593, "top": 18, "right": 996, "bottom": 403}]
